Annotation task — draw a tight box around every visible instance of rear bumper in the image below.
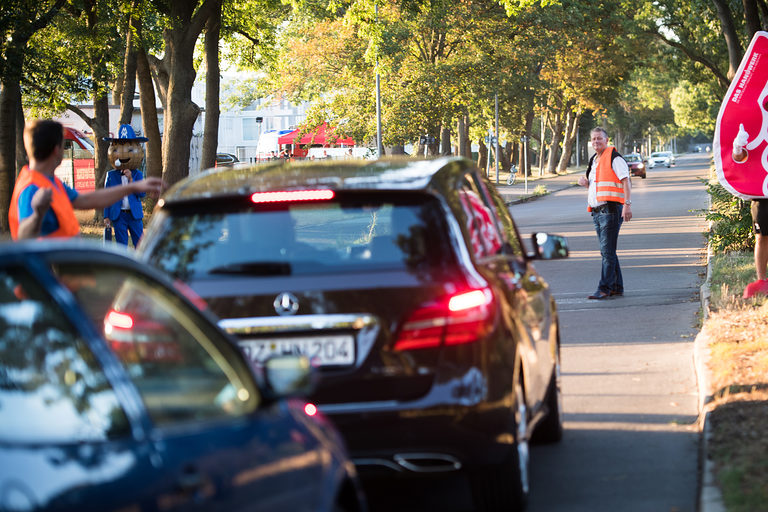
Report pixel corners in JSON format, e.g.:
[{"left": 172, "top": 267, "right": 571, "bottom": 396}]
[{"left": 320, "top": 382, "right": 517, "bottom": 476}]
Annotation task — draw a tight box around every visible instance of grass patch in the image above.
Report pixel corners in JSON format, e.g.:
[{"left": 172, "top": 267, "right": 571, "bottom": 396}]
[
  {"left": 708, "top": 251, "right": 761, "bottom": 311},
  {"left": 705, "top": 252, "right": 768, "bottom": 510}
]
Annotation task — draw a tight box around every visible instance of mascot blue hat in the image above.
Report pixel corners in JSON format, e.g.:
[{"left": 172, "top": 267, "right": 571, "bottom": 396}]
[{"left": 103, "top": 124, "right": 148, "bottom": 143}]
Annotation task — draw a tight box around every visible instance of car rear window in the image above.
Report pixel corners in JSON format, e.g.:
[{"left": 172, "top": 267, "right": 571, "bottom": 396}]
[{"left": 144, "top": 195, "right": 452, "bottom": 280}]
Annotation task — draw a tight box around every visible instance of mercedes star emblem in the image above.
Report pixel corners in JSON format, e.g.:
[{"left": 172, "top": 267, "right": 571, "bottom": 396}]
[{"left": 274, "top": 292, "right": 299, "bottom": 316}]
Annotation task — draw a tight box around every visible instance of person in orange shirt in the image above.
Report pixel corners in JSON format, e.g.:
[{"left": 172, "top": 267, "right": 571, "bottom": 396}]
[
  {"left": 577, "top": 127, "right": 633, "bottom": 300},
  {"left": 9, "top": 119, "right": 164, "bottom": 240}
]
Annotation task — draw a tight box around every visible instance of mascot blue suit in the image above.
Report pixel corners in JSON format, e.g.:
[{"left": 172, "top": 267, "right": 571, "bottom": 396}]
[{"left": 103, "top": 124, "right": 149, "bottom": 247}]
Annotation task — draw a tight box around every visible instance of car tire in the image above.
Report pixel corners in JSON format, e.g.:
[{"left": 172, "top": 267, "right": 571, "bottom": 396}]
[
  {"left": 641, "top": 173, "right": 647, "bottom": 179},
  {"left": 531, "top": 346, "right": 563, "bottom": 444},
  {"left": 470, "top": 380, "right": 529, "bottom": 511}
]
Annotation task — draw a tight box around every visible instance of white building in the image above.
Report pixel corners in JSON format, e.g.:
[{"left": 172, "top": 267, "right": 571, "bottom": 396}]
[{"left": 192, "top": 71, "right": 310, "bottom": 166}]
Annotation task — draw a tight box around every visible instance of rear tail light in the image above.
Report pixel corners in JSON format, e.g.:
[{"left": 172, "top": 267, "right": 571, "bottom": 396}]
[{"left": 394, "top": 288, "right": 496, "bottom": 350}]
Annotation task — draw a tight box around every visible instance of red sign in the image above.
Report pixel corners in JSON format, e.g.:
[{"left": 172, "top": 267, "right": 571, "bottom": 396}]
[{"left": 714, "top": 31, "right": 768, "bottom": 199}]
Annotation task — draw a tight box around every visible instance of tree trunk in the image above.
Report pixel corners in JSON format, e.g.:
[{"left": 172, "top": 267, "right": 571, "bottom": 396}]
[
  {"left": 521, "top": 110, "right": 535, "bottom": 176},
  {"left": 0, "top": 78, "right": 21, "bottom": 233},
  {"left": 159, "top": 0, "right": 219, "bottom": 186},
  {"left": 93, "top": 93, "right": 111, "bottom": 193},
  {"left": 614, "top": 127, "right": 625, "bottom": 154},
  {"left": 477, "top": 139, "right": 488, "bottom": 170},
  {"left": 546, "top": 111, "right": 563, "bottom": 174},
  {"left": 457, "top": 115, "right": 468, "bottom": 158},
  {"left": 137, "top": 46, "right": 163, "bottom": 180},
  {"left": 463, "top": 114, "right": 472, "bottom": 158},
  {"left": 0, "top": 2, "right": 63, "bottom": 233},
  {"left": 500, "top": 141, "right": 513, "bottom": 172},
  {"left": 558, "top": 109, "right": 580, "bottom": 173},
  {"left": 713, "top": 0, "right": 744, "bottom": 80},
  {"left": 201, "top": 8, "right": 221, "bottom": 171},
  {"left": 16, "top": 95, "right": 27, "bottom": 172},
  {"left": 743, "top": 0, "right": 761, "bottom": 36},
  {"left": 112, "top": 68, "right": 124, "bottom": 109},
  {"left": 440, "top": 126, "right": 451, "bottom": 155},
  {"left": 538, "top": 109, "right": 549, "bottom": 174},
  {"left": 148, "top": 54, "right": 169, "bottom": 111},
  {"left": 119, "top": 16, "right": 139, "bottom": 126}
]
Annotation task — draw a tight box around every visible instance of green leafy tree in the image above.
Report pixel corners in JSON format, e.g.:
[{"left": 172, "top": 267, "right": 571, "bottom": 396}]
[{"left": 0, "top": 0, "right": 65, "bottom": 233}]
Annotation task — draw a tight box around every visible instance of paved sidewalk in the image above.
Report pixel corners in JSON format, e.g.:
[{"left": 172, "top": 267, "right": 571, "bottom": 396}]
[
  {"left": 496, "top": 164, "right": 724, "bottom": 511},
  {"left": 489, "top": 168, "right": 584, "bottom": 205}
]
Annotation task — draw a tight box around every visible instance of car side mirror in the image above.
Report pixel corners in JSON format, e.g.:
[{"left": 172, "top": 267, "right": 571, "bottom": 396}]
[
  {"left": 528, "top": 232, "right": 569, "bottom": 260},
  {"left": 263, "top": 355, "right": 316, "bottom": 398}
]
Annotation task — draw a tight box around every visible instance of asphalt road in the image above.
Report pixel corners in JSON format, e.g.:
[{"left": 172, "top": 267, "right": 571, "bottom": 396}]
[{"left": 513, "top": 153, "right": 710, "bottom": 512}]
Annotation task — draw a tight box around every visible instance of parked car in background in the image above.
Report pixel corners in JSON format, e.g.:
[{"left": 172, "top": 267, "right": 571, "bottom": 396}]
[
  {"left": 624, "top": 153, "right": 647, "bottom": 179},
  {"left": 0, "top": 241, "right": 365, "bottom": 512},
  {"left": 650, "top": 151, "right": 675, "bottom": 167},
  {"left": 215, "top": 152, "right": 240, "bottom": 167},
  {"left": 139, "top": 156, "right": 569, "bottom": 511}
]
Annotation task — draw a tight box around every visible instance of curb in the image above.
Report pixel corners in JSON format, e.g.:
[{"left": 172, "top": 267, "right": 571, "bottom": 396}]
[{"left": 696, "top": 246, "right": 726, "bottom": 512}]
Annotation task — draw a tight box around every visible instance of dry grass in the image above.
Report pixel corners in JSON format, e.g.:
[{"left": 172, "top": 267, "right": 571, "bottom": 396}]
[
  {"left": 705, "top": 253, "right": 768, "bottom": 511},
  {"left": 75, "top": 209, "right": 103, "bottom": 239}
]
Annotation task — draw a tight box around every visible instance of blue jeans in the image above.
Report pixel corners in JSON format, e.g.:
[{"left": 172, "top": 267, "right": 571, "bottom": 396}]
[{"left": 592, "top": 204, "right": 623, "bottom": 294}]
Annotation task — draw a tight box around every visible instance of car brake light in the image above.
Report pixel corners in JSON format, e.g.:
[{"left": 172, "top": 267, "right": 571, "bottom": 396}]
[
  {"left": 394, "top": 288, "right": 495, "bottom": 351},
  {"left": 105, "top": 310, "right": 133, "bottom": 331},
  {"left": 250, "top": 190, "right": 335, "bottom": 203},
  {"left": 304, "top": 403, "right": 318, "bottom": 416}
]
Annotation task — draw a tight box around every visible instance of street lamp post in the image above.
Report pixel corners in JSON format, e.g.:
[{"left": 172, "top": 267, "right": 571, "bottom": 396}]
[
  {"left": 255, "top": 116, "right": 263, "bottom": 162},
  {"left": 375, "top": 3, "right": 383, "bottom": 158},
  {"left": 494, "top": 93, "right": 499, "bottom": 185},
  {"left": 521, "top": 135, "right": 529, "bottom": 194}
]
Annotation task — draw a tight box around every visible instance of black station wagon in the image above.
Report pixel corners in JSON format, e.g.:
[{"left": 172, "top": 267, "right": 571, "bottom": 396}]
[{"left": 139, "top": 157, "right": 568, "bottom": 511}]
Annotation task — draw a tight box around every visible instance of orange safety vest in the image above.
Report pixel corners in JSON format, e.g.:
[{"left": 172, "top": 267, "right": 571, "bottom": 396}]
[
  {"left": 588, "top": 146, "right": 626, "bottom": 212},
  {"left": 9, "top": 166, "right": 80, "bottom": 240}
]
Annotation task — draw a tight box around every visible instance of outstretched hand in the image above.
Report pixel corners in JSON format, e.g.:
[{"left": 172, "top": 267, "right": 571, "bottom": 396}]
[{"left": 136, "top": 177, "right": 165, "bottom": 196}]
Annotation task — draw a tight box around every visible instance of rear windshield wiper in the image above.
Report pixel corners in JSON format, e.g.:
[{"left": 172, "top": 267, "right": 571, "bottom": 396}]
[{"left": 207, "top": 262, "right": 292, "bottom": 276}]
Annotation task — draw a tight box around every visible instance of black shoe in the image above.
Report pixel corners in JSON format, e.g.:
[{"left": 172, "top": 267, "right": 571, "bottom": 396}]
[
  {"left": 609, "top": 290, "right": 623, "bottom": 297},
  {"left": 587, "top": 291, "right": 610, "bottom": 300}
]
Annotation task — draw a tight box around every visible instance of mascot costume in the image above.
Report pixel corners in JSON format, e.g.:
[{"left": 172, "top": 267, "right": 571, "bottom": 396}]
[
  {"left": 103, "top": 124, "right": 149, "bottom": 247},
  {"left": 714, "top": 31, "right": 768, "bottom": 298}
]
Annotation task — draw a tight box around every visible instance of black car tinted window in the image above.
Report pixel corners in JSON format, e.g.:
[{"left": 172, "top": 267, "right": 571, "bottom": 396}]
[
  {"left": 0, "top": 267, "right": 130, "bottom": 442},
  {"left": 146, "top": 196, "right": 451, "bottom": 279},
  {"left": 54, "top": 263, "right": 260, "bottom": 427},
  {"left": 456, "top": 175, "right": 507, "bottom": 258},
  {"left": 479, "top": 178, "right": 525, "bottom": 259}
]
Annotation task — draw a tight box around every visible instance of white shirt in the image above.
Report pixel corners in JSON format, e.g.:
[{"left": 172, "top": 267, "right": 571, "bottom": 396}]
[
  {"left": 587, "top": 151, "right": 630, "bottom": 208},
  {"left": 120, "top": 174, "right": 130, "bottom": 210}
]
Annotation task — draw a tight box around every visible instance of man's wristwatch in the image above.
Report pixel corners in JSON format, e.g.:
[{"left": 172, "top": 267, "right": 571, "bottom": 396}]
[{"left": 625, "top": 200, "right": 632, "bottom": 205}]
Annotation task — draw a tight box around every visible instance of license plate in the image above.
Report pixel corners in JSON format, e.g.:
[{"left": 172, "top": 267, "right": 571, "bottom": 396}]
[{"left": 239, "top": 335, "right": 355, "bottom": 367}]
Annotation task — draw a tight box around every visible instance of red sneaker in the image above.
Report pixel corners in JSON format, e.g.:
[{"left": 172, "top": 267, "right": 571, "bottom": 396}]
[{"left": 743, "top": 279, "right": 768, "bottom": 298}]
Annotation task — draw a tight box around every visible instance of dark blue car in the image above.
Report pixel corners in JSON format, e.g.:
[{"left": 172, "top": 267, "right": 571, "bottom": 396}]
[{"left": 0, "top": 240, "right": 365, "bottom": 512}]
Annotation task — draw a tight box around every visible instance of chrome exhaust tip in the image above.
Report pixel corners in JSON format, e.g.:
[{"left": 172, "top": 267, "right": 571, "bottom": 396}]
[
  {"left": 393, "top": 453, "right": 462, "bottom": 473},
  {"left": 353, "top": 453, "right": 462, "bottom": 473}
]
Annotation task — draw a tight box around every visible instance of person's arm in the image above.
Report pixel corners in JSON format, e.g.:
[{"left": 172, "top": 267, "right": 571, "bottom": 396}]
[
  {"left": 103, "top": 172, "right": 112, "bottom": 227},
  {"left": 73, "top": 176, "right": 163, "bottom": 210},
  {"left": 17, "top": 188, "right": 53, "bottom": 240},
  {"left": 621, "top": 177, "right": 632, "bottom": 221}
]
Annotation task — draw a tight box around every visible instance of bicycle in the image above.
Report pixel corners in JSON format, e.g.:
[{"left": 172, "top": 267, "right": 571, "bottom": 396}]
[{"left": 506, "top": 164, "right": 518, "bottom": 185}]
